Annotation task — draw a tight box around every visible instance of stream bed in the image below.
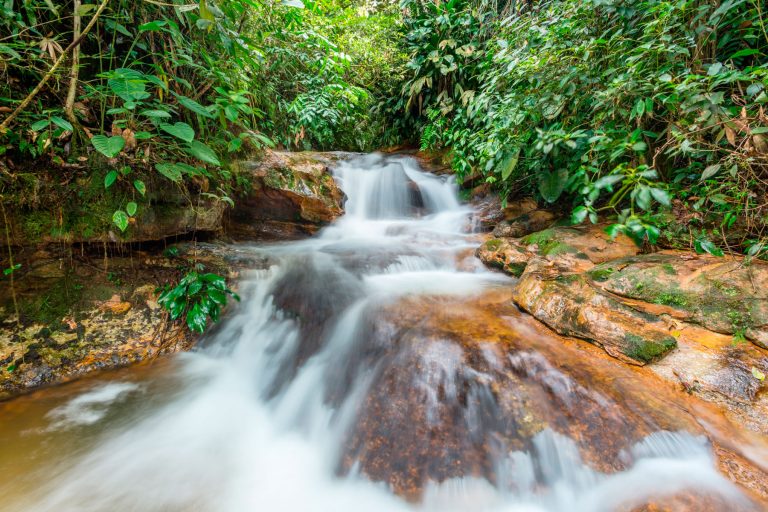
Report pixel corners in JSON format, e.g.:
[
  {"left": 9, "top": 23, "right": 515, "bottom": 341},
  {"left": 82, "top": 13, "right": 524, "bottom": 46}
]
[{"left": 0, "top": 154, "right": 764, "bottom": 511}]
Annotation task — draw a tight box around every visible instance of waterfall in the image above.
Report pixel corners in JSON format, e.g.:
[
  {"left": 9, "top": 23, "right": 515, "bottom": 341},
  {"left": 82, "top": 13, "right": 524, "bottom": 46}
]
[{"left": 0, "top": 154, "right": 750, "bottom": 512}]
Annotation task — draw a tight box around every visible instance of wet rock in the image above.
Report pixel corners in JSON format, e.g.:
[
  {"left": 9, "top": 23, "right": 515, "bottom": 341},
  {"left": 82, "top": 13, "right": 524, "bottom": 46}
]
[
  {"left": 468, "top": 194, "right": 504, "bottom": 232},
  {"left": 477, "top": 225, "right": 640, "bottom": 278},
  {"left": 476, "top": 238, "right": 531, "bottom": 277},
  {"left": 476, "top": 224, "right": 768, "bottom": 436},
  {"left": 226, "top": 150, "right": 350, "bottom": 240},
  {"left": 127, "top": 199, "right": 225, "bottom": 242},
  {"left": 0, "top": 242, "right": 251, "bottom": 399},
  {"left": 5, "top": 195, "right": 225, "bottom": 246},
  {"left": 478, "top": 225, "right": 679, "bottom": 364},
  {"left": 98, "top": 295, "right": 132, "bottom": 315},
  {"left": 491, "top": 209, "right": 557, "bottom": 238},
  {"left": 338, "top": 294, "right": 768, "bottom": 506},
  {"left": 341, "top": 296, "right": 643, "bottom": 498},
  {"left": 469, "top": 196, "right": 557, "bottom": 235},
  {"left": 266, "top": 255, "right": 364, "bottom": 395}
]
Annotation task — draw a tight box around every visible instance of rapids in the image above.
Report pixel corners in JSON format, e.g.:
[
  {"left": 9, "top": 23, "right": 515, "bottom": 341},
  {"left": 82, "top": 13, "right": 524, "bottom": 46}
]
[{"left": 0, "top": 154, "right": 756, "bottom": 511}]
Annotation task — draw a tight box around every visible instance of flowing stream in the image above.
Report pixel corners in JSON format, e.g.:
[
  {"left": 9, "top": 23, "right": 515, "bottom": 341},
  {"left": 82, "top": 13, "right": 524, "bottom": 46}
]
[{"left": 0, "top": 154, "right": 755, "bottom": 511}]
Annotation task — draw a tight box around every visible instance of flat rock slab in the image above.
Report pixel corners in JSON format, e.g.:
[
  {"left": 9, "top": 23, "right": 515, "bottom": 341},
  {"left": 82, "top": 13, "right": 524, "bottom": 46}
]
[{"left": 590, "top": 253, "right": 768, "bottom": 348}]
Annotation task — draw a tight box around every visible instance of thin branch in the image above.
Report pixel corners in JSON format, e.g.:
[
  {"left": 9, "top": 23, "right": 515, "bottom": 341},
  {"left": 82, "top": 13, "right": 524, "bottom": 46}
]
[
  {"left": 65, "top": 0, "right": 83, "bottom": 126},
  {"left": 0, "top": 0, "right": 111, "bottom": 134}
]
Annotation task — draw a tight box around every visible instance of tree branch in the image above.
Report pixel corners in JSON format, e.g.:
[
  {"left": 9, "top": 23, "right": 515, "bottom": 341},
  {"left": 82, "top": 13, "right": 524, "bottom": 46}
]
[{"left": 0, "top": 0, "right": 110, "bottom": 134}]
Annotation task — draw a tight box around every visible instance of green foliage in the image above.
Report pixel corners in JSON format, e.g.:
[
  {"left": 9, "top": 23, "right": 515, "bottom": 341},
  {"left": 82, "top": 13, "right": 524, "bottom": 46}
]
[
  {"left": 1, "top": 0, "right": 406, "bottom": 242},
  {"left": 158, "top": 270, "right": 240, "bottom": 334},
  {"left": 398, "top": 0, "right": 768, "bottom": 253}
]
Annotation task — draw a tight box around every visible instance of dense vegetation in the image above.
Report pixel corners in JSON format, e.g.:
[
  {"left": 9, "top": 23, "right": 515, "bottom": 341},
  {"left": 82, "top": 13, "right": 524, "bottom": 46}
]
[
  {"left": 397, "top": 0, "right": 768, "bottom": 255},
  {"left": 0, "top": 0, "right": 403, "bottom": 239},
  {"left": 4, "top": 0, "right": 767, "bottom": 252},
  {"left": 2, "top": 0, "right": 768, "bottom": 331},
  {"left": 0, "top": 0, "right": 404, "bottom": 329}
]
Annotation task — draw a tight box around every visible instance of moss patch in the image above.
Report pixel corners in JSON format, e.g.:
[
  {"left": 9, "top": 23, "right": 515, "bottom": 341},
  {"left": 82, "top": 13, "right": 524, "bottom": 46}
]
[
  {"left": 624, "top": 333, "right": 677, "bottom": 363},
  {"left": 653, "top": 291, "right": 689, "bottom": 307},
  {"left": 484, "top": 238, "right": 503, "bottom": 251},
  {"left": 506, "top": 261, "right": 527, "bottom": 277},
  {"left": 588, "top": 267, "right": 615, "bottom": 282}
]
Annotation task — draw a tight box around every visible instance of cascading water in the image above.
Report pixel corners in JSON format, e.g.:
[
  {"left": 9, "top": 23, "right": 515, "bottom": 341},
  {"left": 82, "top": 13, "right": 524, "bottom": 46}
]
[{"left": 0, "top": 154, "right": 754, "bottom": 511}]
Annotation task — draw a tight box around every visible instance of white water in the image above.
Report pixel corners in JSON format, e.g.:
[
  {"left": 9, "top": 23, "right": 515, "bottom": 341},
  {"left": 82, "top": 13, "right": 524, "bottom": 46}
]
[{"left": 0, "top": 154, "right": 749, "bottom": 511}]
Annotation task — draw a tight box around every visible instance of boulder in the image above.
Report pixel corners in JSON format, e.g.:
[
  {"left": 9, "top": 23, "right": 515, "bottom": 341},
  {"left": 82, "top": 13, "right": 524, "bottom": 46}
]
[
  {"left": 225, "top": 150, "right": 349, "bottom": 240},
  {"left": 513, "top": 258, "right": 678, "bottom": 364},
  {"left": 477, "top": 225, "right": 679, "bottom": 364},
  {"left": 476, "top": 225, "right": 640, "bottom": 278}
]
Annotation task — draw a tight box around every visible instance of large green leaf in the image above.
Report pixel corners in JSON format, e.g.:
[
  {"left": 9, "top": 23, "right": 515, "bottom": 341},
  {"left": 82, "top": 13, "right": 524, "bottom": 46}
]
[
  {"left": 156, "top": 163, "right": 183, "bottom": 182},
  {"left": 50, "top": 116, "right": 73, "bottom": 132},
  {"left": 498, "top": 148, "right": 520, "bottom": 181},
  {"left": 104, "top": 170, "right": 119, "bottom": 189},
  {"left": 140, "top": 110, "right": 172, "bottom": 119},
  {"left": 175, "top": 95, "right": 214, "bottom": 118},
  {"left": 108, "top": 69, "right": 150, "bottom": 102},
  {"left": 92, "top": 135, "right": 125, "bottom": 158},
  {"left": 185, "top": 141, "right": 221, "bottom": 166},
  {"left": 113, "top": 210, "right": 129, "bottom": 232},
  {"left": 538, "top": 169, "right": 567, "bottom": 203},
  {"left": 134, "top": 180, "right": 147, "bottom": 196},
  {"left": 186, "top": 302, "right": 208, "bottom": 333},
  {"left": 160, "top": 122, "right": 195, "bottom": 142}
]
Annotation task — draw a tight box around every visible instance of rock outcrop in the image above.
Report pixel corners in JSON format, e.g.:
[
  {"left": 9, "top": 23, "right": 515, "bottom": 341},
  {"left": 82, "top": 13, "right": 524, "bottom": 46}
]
[
  {"left": 0, "top": 241, "right": 254, "bottom": 398},
  {"left": 476, "top": 219, "right": 768, "bottom": 437},
  {"left": 225, "top": 150, "right": 350, "bottom": 240}
]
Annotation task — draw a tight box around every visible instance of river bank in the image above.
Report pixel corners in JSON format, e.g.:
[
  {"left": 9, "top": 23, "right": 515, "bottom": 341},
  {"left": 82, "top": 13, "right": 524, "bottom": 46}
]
[
  {"left": 1, "top": 152, "right": 767, "bottom": 510},
  {"left": 0, "top": 151, "right": 349, "bottom": 398}
]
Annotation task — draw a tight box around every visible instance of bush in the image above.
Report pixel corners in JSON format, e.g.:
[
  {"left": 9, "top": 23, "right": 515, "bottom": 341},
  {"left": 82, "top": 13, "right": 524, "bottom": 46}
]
[{"left": 397, "top": 0, "right": 768, "bottom": 253}]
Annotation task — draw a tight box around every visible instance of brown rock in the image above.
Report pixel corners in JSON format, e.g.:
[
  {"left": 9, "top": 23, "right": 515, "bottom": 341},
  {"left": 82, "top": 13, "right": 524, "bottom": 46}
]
[
  {"left": 513, "top": 258, "right": 678, "bottom": 365},
  {"left": 590, "top": 253, "right": 768, "bottom": 349},
  {"left": 492, "top": 209, "right": 557, "bottom": 238},
  {"left": 98, "top": 295, "right": 132, "bottom": 315},
  {"left": 337, "top": 293, "right": 768, "bottom": 508},
  {"left": 225, "top": 150, "right": 350, "bottom": 240}
]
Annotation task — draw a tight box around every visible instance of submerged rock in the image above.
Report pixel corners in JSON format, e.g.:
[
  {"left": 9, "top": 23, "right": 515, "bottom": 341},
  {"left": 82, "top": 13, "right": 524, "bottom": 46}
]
[{"left": 337, "top": 294, "right": 768, "bottom": 508}]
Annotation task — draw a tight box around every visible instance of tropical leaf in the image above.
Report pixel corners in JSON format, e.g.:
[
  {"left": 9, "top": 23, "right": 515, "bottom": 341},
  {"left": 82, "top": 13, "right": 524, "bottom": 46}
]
[
  {"left": 134, "top": 180, "right": 147, "bottom": 196},
  {"left": 498, "top": 148, "right": 520, "bottom": 181},
  {"left": 185, "top": 141, "right": 221, "bottom": 166},
  {"left": 104, "top": 170, "right": 119, "bottom": 189},
  {"left": 113, "top": 210, "right": 129, "bottom": 232},
  {"left": 140, "top": 110, "right": 173, "bottom": 119},
  {"left": 160, "top": 122, "right": 195, "bottom": 142},
  {"left": 50, "top": 116, "right": 73, "bottom": 132},
  {"left": 156, "top": 162, "right": 183, "bottom": 182},
  {"left": 175, "top": 95, "right": 215, "bottom": 118},
  {"left": 539, "top": 169, "right": 568, "bottom": 203},
  {"left": 92, "top": 135, "right": 125, "bottom": 158}
]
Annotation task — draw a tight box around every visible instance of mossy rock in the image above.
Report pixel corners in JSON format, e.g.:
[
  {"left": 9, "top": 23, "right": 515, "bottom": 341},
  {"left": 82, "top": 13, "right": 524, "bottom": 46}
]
[
  {"left": 591, "top": 253, "right": 768, "bottom": 348},
  {"left": 513, "top": 260, "right": 678, "bottom": 364}
]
